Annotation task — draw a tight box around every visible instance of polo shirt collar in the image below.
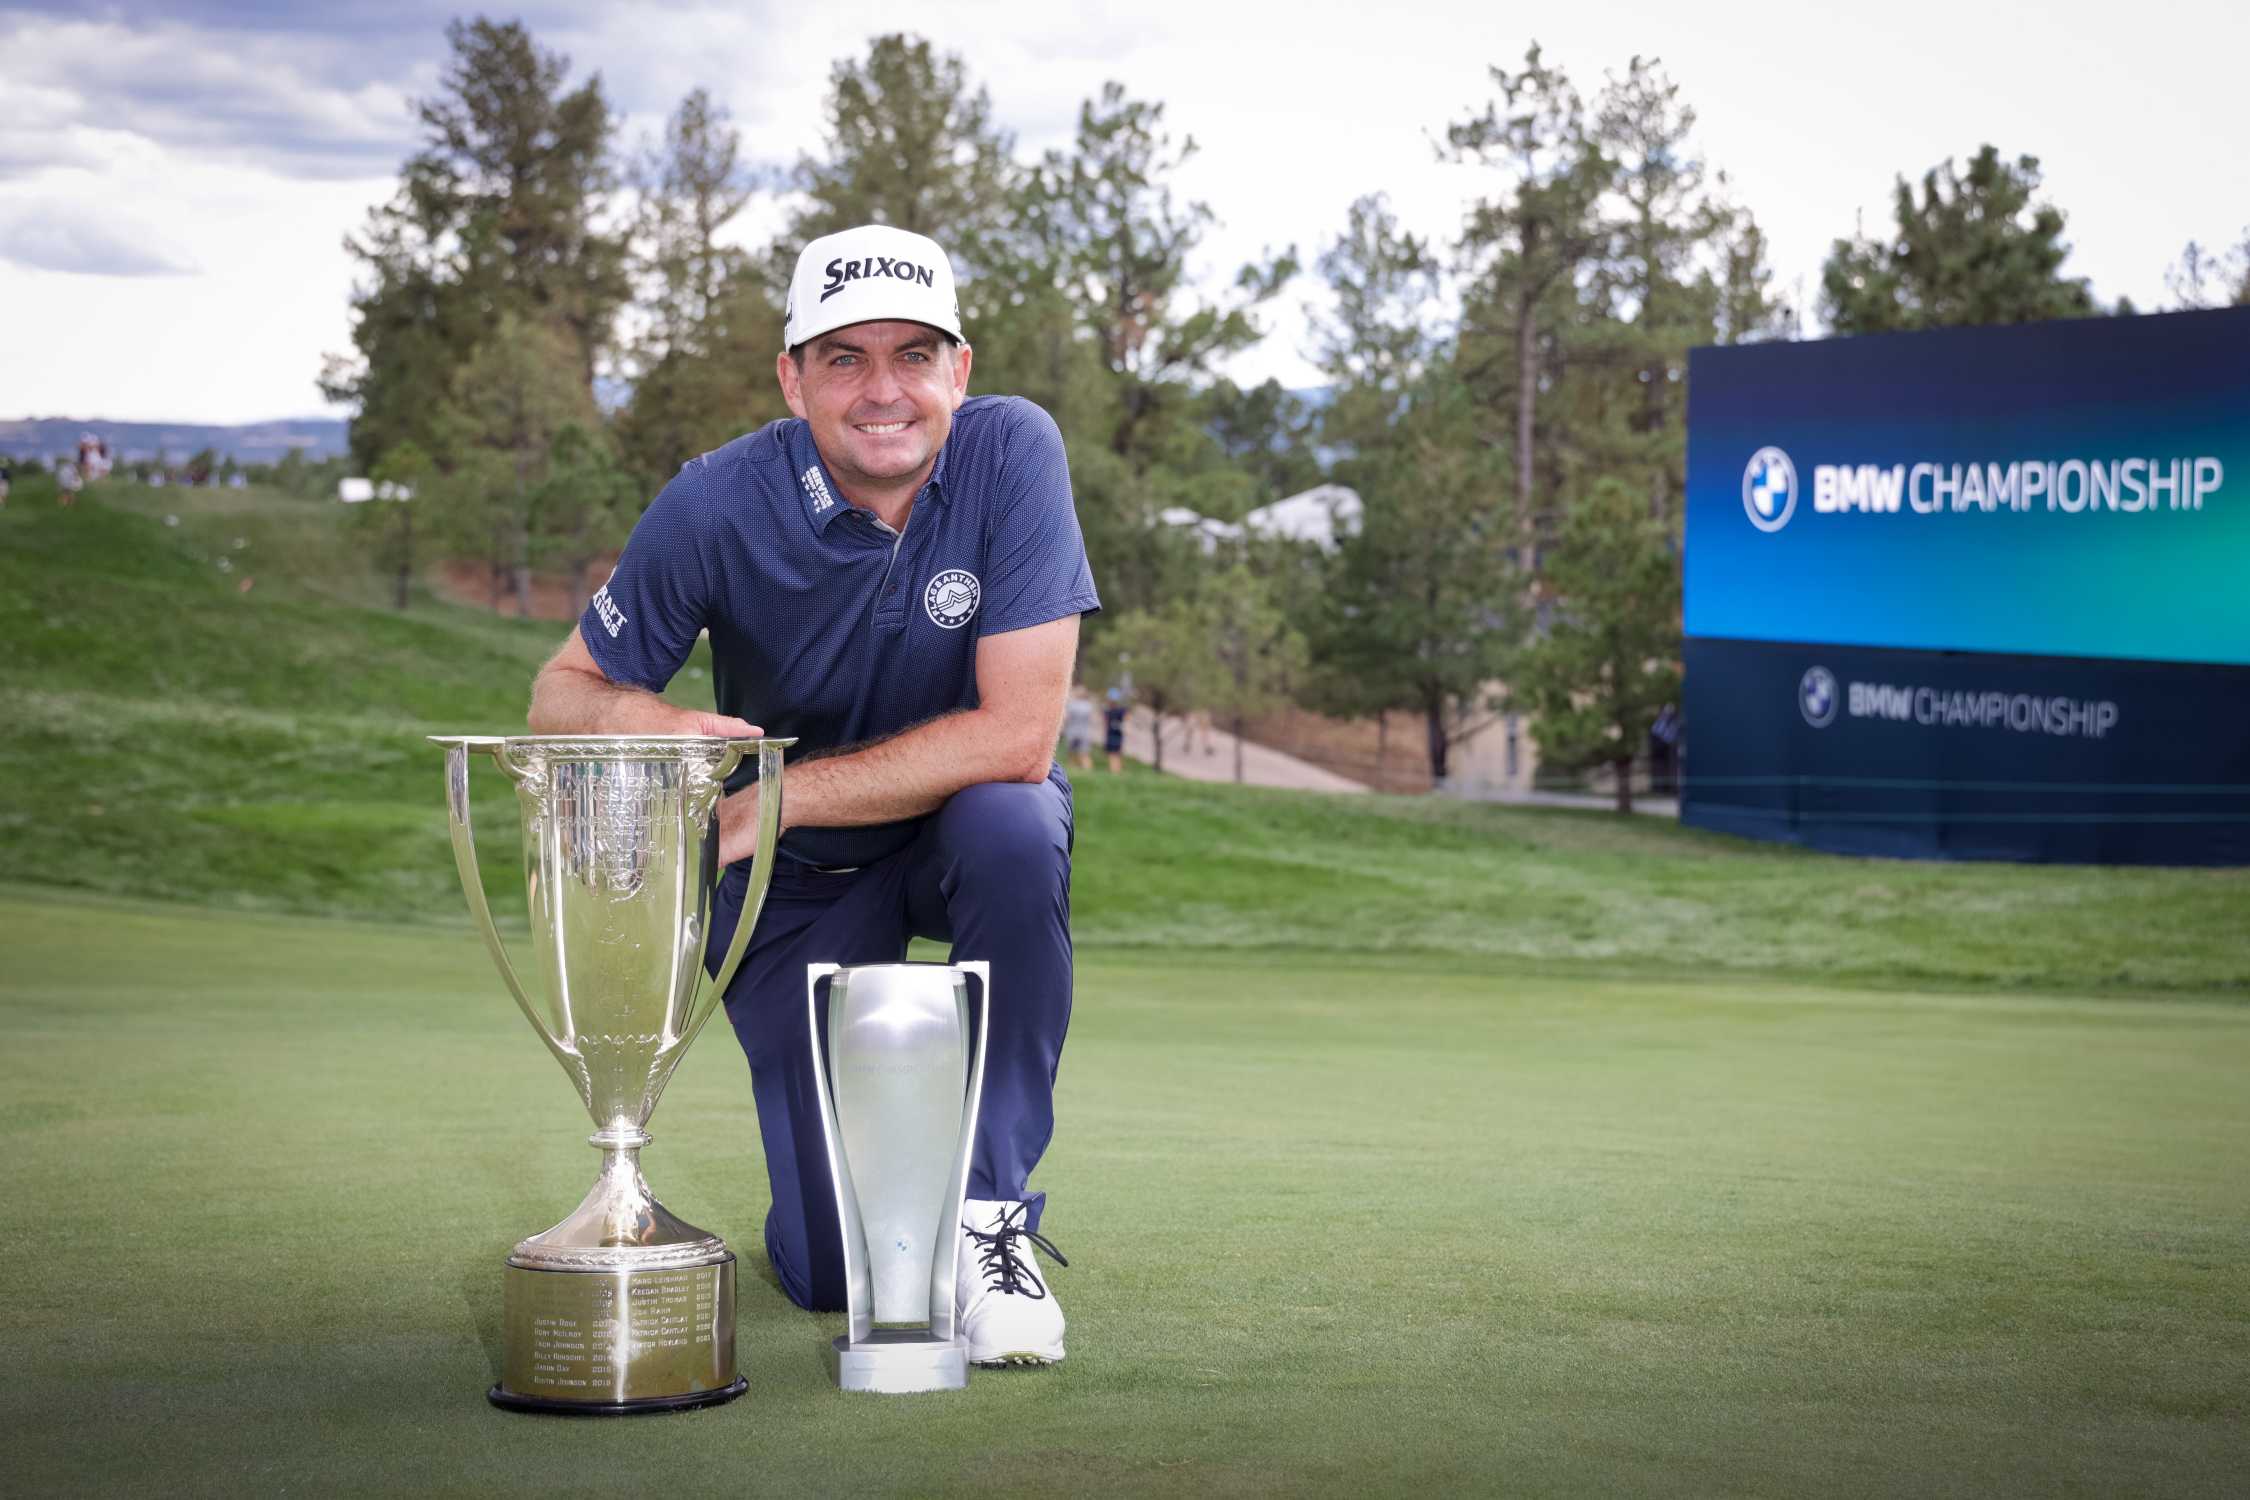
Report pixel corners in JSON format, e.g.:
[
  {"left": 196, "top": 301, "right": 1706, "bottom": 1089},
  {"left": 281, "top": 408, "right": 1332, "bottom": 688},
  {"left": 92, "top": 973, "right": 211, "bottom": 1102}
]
[{"left": 789, "top": 418, "right": 955, "bottom": 535}]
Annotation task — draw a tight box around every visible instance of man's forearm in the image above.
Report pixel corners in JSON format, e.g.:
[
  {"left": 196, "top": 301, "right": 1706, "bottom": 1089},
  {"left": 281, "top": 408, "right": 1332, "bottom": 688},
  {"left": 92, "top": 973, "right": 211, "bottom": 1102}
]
[
  {"left": 718, "top": 704, "right": 1052, "bottom": 863},
  {"left": 783, "top": 706, "right": 1051, "bottom": 828}
]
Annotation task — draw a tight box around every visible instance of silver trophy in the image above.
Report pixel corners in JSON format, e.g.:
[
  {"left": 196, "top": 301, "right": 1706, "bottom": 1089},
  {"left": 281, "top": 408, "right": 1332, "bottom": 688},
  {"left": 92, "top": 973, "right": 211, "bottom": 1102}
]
[
  {"left": 433, "top": 733, "right": 791, "bottom": 1414},
  {"left": 807, "top": 961, "right": 991, "bottom": 1393}
]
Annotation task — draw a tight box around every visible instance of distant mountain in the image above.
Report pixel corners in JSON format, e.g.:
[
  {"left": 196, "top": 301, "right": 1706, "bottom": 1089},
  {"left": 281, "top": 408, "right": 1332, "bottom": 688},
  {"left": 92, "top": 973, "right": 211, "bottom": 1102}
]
[{"left": 0, "top": 416, "right": 349, "bottom": 464}]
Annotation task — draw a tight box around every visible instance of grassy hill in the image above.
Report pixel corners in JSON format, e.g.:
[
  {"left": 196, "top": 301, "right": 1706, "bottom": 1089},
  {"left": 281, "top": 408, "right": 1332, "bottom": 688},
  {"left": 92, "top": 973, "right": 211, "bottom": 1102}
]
[{"left": 3, "top": 488, "right": 2245, "bottom": 993}]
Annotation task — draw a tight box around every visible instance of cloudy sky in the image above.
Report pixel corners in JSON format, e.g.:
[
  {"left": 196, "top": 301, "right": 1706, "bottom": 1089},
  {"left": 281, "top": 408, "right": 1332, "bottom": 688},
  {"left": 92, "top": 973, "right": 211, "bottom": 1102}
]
[{"left": 2, "top": 0, "right": 2243, "bottom": 425}]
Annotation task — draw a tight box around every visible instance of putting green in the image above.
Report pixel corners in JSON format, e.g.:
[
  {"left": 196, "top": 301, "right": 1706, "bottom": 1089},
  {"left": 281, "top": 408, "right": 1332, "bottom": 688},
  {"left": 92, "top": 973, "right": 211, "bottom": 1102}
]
[{"left": 2, "top": 893, "right": 2245, "bottom": 1496}]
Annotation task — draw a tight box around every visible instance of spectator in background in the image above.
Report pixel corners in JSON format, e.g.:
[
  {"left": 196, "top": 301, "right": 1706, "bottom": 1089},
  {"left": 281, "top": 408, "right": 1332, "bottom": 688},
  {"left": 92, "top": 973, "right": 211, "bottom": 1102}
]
[
  {"left": 1062, "top": 682, "right": 1095, "bottom": 772},
  {"left": 56, "top": 459, "right": 81, "bottom": 507},
  {"left": 0, "top": 458, "right": 12, "bottom": 508},
  {"left": 1103, "top": 688, "right": 1129, "bottom": 775}
]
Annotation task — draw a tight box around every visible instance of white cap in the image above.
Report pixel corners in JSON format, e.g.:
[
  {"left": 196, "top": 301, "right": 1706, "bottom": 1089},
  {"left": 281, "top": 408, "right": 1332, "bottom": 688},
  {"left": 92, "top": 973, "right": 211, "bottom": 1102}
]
[{"left": 783, "top": 224, "right": 964, "bottom": 351}]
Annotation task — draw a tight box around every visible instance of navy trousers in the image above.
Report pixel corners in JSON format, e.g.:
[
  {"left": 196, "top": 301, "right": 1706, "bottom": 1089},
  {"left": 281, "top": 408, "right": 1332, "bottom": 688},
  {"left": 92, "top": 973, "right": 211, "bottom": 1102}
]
[{"left": 706, "top": 764, "right": 1075, "bottom": 1312}]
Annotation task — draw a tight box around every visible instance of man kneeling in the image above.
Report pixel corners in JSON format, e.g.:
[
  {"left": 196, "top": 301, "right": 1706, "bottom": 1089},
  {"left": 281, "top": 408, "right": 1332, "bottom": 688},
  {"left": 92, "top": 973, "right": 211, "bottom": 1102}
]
[{"left": 529, "top": 224, "right": 1098, "bottom": 1365}]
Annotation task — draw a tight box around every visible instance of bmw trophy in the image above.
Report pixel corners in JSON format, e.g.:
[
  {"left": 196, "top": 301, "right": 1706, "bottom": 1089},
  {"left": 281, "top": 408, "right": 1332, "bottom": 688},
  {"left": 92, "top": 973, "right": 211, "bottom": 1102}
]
[
  {"left": 807, "top": 961, "right": 991, "bottom": 1393},
  {"left": 433, "top": 733, "right": 790, "bottom": 1414}
]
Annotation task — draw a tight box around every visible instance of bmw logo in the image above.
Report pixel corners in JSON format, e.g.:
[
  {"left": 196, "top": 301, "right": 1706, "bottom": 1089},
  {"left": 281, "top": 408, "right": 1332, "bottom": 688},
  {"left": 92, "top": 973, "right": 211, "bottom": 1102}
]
[
  {"left": 1743, "top": 446, "right": 1797, "bottom": 532},
  {"left": 1799, "top": 666, "right": 1838, "bottom": 728}
]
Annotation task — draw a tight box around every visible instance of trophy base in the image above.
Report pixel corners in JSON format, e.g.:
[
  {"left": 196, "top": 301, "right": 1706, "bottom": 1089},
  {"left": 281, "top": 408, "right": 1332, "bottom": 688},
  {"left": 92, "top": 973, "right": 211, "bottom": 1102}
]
[
  {"left": 487, "top": 1375, "right": 748, "bottom": 1416},
  {"left": 492, "top": 1257, "right": 740, "bottom": 1413},
  {"left": 827, "top": 1331, "right": 970, "bottom": 1393}
]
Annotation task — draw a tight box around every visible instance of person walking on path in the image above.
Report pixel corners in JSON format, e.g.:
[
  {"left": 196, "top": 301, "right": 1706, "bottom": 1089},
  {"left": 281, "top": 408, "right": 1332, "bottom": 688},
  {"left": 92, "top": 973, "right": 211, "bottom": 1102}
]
[
  {"left": 527, "top": 223, "right": 1096, "bottom": 1367},
  {"left": 1102, "top": 689, "right": 1129, "bottom": 774},
  {"left": 1062, "top": 682, "right": 1095, "bottom": 771}
]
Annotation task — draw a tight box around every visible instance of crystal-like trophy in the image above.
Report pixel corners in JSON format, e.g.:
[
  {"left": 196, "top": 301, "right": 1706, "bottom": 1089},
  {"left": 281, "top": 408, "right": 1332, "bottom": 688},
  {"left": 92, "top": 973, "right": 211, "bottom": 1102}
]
[
  {"left": 433, "top": 733, "right": 790, "bottom": 1414},
  {"left": 806, "top": 961, "right": 991, "bottom": 1393}
]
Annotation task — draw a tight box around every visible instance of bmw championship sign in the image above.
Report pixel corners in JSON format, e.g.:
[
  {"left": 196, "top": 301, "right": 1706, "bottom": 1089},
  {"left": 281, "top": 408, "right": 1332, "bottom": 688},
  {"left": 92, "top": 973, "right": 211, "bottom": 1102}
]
[{"left": 1682, "top": 306, "right": 2250, "bottom": 865}]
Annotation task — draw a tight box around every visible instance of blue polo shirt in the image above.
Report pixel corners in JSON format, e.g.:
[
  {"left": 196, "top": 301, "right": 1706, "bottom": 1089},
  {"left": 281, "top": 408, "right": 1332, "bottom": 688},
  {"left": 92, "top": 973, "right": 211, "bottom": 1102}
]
[{"left": 579, "top": 394, "right": 1100, "bottom": 868}]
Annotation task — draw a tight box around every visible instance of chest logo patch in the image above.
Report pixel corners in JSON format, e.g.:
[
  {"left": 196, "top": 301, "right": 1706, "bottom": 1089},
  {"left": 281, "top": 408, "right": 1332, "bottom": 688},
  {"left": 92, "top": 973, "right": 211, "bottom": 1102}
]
[{"left": 924, "top": 569, "right": 981, "bottom": 630}]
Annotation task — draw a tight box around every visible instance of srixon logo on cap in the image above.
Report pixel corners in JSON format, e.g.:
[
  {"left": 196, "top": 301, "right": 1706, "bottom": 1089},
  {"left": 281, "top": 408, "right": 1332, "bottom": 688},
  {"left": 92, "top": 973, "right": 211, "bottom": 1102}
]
[{"left": 820, "top": 255, "right": 937, "bottom": 302}]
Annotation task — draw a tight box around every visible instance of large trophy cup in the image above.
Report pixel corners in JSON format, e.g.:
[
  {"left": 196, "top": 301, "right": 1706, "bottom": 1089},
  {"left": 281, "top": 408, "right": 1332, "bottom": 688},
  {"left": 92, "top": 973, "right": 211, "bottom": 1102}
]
[
  {"left": 807, "top": 961, "right": 991, "bottom": 1393},
  {"left": 433, "top": 734, "right": 790, "bottom": 1414}
]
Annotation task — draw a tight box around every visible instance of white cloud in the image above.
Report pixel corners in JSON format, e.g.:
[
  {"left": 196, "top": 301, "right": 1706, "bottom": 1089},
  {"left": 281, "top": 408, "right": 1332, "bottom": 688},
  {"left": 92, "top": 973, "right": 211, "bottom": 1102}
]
[
  {"left": 0, "top": 15, "right": 426, "bottom": 179},
  {"left": 0, "top": 198, "right": 198, "bottom": 276}
]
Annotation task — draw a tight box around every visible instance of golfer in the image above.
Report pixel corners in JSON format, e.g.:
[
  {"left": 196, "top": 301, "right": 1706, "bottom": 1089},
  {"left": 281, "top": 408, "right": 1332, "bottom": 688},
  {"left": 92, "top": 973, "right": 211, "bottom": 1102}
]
[{"left": 529, "top": 224, "right": 1097, "bottom": 1366}]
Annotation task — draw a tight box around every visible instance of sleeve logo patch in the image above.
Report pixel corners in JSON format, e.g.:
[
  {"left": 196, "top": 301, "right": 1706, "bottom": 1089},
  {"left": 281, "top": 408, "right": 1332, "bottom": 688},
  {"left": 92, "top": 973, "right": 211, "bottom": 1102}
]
[
  {"left": 592, "top": 583, "right": 629, "bottom": 638},
  {"left": 923, "top": 569, "right": 981, "bottom": 629}
]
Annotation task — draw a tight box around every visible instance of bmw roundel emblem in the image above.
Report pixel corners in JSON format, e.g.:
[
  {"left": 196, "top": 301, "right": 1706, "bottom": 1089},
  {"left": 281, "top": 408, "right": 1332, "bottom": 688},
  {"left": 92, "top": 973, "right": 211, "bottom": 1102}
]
[
  {"left": 1743, "top": 446, "right": 1797, "bottom": 532},
  {"left": 924, "top": 568, "right": 981, "bottom": 630},
  {"left": 1799, "top": 666, "right": 1838, "bottom": 728}
]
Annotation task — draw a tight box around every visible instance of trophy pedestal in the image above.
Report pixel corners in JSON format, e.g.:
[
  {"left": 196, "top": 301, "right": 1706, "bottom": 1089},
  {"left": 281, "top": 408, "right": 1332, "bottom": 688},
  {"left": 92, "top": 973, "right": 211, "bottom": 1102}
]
[
  {"left": 491, "top": 1257, "right": 744, "bottom": 1414},
  {"left": 826, "top": 1331, "right": 970, "bottom": 1394},
  {"left": 808, "top": 961, "right": 991, "bottom": 1396}
]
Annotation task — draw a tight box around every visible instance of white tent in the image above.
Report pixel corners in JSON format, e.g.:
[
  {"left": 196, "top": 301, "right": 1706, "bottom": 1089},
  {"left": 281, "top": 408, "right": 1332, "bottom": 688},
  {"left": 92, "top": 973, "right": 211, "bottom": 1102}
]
[{"left": 1158, "top": 484, "right": 1362, "bottom": 554}]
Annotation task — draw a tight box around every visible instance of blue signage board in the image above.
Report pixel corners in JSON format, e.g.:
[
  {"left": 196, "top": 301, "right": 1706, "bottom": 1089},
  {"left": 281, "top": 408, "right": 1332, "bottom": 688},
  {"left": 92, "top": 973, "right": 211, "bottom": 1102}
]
[{"left": 1682, "top": 307, "right": 2250, "bottom": 864}]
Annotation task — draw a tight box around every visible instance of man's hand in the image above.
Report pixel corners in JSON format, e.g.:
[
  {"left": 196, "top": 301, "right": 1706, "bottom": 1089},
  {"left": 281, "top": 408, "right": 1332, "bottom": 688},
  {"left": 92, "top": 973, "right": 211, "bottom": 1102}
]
[
  {"left": 685, "top": 710, "right": 765, "bottom": 741},
  {"left": 717, "top": 782, "right": 768, "bottom": 867}
]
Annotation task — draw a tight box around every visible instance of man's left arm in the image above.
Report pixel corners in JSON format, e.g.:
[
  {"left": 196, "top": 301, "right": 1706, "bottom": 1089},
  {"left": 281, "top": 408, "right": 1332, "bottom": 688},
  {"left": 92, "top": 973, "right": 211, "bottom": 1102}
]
[{"left": 715, "top": 614, "right": 1076, "bottom": 864}]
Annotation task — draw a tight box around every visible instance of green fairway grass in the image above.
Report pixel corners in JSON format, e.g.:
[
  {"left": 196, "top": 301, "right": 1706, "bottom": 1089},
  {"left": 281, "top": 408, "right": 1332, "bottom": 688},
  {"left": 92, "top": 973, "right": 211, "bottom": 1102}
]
[{"left": 2, "top": 895, "right": 2245, "bottom": 1496}]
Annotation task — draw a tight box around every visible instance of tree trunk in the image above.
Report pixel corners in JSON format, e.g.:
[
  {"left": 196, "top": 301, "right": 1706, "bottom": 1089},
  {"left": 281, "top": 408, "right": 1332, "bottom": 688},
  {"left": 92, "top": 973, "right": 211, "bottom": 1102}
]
[
  {"left": 510, "top": 510, "right": 534, "bottom": 617},
  {"left": 1515, "top": 262, "right": 1539, "bottom": 574},
  {"left": 571, "top": 554, "right": 595, "bottom": 618},
  {"left": 392, "top": 508, "right": 412, "bottom": 610},
  {"left": 1614, "top": 755, "right": 1635, "bottom": 814},
  {"left": 1232, "top": 712, "right": 1245, "bottom": 784},
  {"left": 1425, "top": 701, "right": 1449, "bottom": 785},
  {"left": 1150, "top": 701, "right": 1166, "bottom": 773}
]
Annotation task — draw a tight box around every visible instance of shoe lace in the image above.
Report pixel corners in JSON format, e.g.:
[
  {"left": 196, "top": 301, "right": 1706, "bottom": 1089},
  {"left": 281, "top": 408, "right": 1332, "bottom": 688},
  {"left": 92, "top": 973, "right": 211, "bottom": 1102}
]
[{"left": 965, "top": 1202, "right": 1068, "bottom": 1299}]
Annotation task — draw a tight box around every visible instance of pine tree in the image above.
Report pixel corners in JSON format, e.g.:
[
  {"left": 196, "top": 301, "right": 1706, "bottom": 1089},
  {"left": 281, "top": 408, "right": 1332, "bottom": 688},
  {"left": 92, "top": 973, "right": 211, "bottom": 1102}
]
[
  {"left": 615, "top": 88, "right": 785, "bottom": 488},
  {"left": 2166, "top": 229, "right": 2250, "bottom": 309},
  {"left": 1445, "top": 46, "right": 1614, "bottom": 565},
  {"left": 1509, "top": 479, "right": 1680, "bottom": 811},
  {"left": 1311, "top": 376, "right": 1519, "bottom": 784},
  {"left": 786, "top": 34, "right": 1020, "bottom": 285},
  {"left": 1026, "top": 81, "right": 1294, "bottom": 468},
  {"left": 1821, "top": 145, "right": 2097, "bottom": 333},
  {"left": 325, "top": 19, "right": 625, "bottom": 472}
]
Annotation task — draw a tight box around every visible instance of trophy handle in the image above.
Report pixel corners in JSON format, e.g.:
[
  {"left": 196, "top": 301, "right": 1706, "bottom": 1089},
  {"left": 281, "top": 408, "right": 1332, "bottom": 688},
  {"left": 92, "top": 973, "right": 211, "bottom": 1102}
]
[
  {"left": 678, "top": 738, "right": 786, "bottom": 1055},
  {"left": 806, "top": 962, "right": 873, "bottom": 1345},
  {"left": 432, "top": 736, "right": 571, "bottom": 1072},
  {"left": 929, "top": 960, "right": 990, "bottom": 1341}
]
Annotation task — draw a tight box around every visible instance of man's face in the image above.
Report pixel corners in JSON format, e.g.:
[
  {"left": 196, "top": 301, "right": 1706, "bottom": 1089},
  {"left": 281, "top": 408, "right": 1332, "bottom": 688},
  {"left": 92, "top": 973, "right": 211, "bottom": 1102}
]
[{"left": 776, "top": 321, "right": 972, "bottom": 499}]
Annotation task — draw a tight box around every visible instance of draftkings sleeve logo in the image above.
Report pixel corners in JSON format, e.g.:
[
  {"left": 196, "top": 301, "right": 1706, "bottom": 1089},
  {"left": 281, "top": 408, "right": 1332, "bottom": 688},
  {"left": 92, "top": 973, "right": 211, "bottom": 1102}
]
[
  {"left": 923, "top": 569, "right": 981, "bottom": 629},
  {"left": 1743, "top": 446, "right": 1797, "bottom": 532},
  {"left": 591, "top": 582, "right": 628, "bottom": 638}
]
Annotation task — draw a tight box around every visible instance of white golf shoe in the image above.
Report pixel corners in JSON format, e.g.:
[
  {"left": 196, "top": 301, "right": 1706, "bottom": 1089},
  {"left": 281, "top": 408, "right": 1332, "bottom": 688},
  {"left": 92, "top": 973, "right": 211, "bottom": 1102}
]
[{"left": 956, "top": 1199, "right": 1068, "bottom": 1366}]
